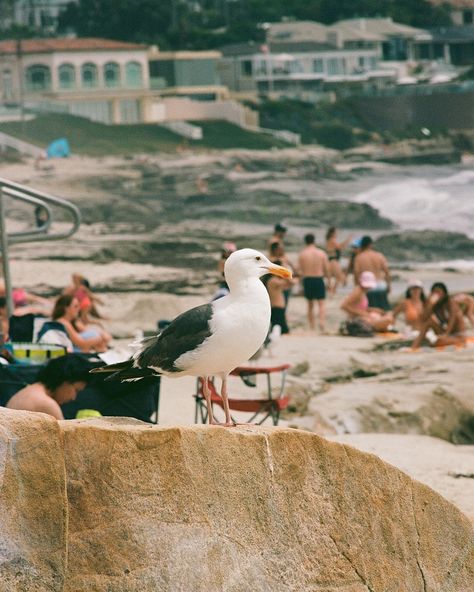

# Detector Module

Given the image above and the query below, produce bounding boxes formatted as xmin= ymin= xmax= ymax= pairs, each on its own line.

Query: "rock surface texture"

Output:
xmin=0 ymin=410 xmax=473 ymax=592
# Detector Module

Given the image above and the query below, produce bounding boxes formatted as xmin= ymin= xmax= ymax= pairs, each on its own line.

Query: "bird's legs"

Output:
xmin=202 ymin=377 xmax=220 ymax=425
xmin=220 ymin=377 xmax=236 ymax=427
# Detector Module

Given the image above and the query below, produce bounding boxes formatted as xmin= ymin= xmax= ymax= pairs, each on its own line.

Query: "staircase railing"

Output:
xmin=0 ymin=177 xmax=81 ymax=317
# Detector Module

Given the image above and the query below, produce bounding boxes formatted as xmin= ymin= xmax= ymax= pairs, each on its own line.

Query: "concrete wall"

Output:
xmin=353 ymin=91 xmax=474 ymax=130
xmin=159 ymin=97 xmax=258 ymax=126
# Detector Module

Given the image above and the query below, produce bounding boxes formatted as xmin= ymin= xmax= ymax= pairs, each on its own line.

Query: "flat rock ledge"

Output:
xmin=0 ymin=410 xmax=473 ymax=592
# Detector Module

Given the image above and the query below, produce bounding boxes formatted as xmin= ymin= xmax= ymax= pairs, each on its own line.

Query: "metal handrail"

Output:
xmin=0 ymin=177 xmax=81 ymax=317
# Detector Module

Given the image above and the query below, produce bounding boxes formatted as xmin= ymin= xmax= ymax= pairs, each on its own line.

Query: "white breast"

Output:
xmin=174 ymin=279 xmax=271 ymax=377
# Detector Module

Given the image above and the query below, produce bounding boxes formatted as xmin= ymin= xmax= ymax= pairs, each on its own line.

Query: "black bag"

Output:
xmin=339 ymin=319 xmax=374 ymax=337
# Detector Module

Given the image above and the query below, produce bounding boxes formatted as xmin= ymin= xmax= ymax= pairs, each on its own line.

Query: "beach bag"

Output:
xmin=339 ymin=319 xmax=374 ymax=337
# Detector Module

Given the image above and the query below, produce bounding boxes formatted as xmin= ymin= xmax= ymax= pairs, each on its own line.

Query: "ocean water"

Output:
xmin=352 ymin=167 xmax=474 ymax=237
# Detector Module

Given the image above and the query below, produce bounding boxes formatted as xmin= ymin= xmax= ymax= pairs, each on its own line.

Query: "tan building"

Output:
xmin=0 ymin=38 xmax=153 ymax=124
xmin=0 ymin=37 xmax=257 ymax=128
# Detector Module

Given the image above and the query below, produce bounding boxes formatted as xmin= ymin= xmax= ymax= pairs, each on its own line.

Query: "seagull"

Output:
xmin=90 ymin=248 xmax=292 ymax=426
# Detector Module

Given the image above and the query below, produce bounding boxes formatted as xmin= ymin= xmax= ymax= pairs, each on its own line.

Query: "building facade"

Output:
xmin=0 ymin=38 xmax=153 ymax=123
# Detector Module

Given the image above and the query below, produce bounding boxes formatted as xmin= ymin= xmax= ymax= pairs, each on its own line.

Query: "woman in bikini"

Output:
xmin=325 ymin=227 xmax=352 ymax=294
xmin=341 ymin=271 xmax=394 ymax=332
xmin=392 ymin=280 xmax=426 ymax=330
xmin=412 ymin=282 xmax=465 ymax=348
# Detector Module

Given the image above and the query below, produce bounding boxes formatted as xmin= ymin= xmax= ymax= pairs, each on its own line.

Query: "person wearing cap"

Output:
xmin=341 ymin=270 xmax=394 ymax=332
xmin=353 ymin=236 xmax=391 ymax=310
xmin=392 ymin=280 xmax=426 ymax=330
xmin=297 ymin=233 xmax=330 ymax=332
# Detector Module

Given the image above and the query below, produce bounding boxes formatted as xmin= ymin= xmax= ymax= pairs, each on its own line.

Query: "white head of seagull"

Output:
xmin=224 ymin=248 xmax=291 ymax=292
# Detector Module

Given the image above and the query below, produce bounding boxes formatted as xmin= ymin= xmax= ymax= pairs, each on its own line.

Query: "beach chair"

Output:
xmin=194 ymin=363 xmax=291 ymax=426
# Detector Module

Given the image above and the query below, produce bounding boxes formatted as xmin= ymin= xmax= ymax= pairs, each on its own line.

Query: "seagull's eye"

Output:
xmin=255 ymin=256 xmax=261 ymax=261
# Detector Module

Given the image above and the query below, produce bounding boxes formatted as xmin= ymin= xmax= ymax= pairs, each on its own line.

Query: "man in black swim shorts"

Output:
xmin=297 ymin=234 xmax=329 ymax=332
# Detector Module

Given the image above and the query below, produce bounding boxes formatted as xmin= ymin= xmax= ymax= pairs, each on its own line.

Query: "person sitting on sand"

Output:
xmin=412 ymin=282 xmax=466 ymax=349
xmin=6 ymin=354 xmax=91 ymax=420
xmin=74 ymin=296 xmax=112 ymax=345
xmin=12 ymin=287 xmax=52 ymax=317
xmin=392 ymin=280 xmax=426 ymax=330
xmin=341 ymin=271 xmax=394 ymax=332
xmin=63 ymin=273 xmax=106 ymax=320
xmin=37 ymin=294 xmax=110 ymax=353
xmin=452 ymin=293 xmax=474 ymax=328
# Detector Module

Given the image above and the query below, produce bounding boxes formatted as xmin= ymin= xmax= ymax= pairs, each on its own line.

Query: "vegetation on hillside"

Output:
xmin=0 ymin=114 xmax=286 ymax=155
xmin=1 ymin=0 xmax=452 ymax=50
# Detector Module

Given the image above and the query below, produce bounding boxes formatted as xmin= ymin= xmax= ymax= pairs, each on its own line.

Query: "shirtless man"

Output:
xmin=264 ymin=259 xmax=294 ymax=334
xmin=353 ymin=236 xmax=391 ymax=310
xmin=297 ymin=233 xmax=329 ymax=331
xmin=6 ymin=354 xmax=90 ymax=420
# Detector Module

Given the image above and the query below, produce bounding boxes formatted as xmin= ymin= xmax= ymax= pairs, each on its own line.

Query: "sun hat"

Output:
xmin=407 ymin=279 xmax=423 ymax=289
xmin=359 ymin=271 xmax=377 ymax=289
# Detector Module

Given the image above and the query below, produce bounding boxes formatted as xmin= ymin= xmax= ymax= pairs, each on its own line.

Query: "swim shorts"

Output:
xmin=303 ymin=277 xmax=326 ymax=300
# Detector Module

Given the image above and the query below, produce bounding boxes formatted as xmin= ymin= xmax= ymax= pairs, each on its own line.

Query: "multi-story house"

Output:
xmin=0 ymin=37 xmax=255 ymax=127
xmin=218 ymin=20 xmax=400 ymax=99
xmin=0 ymin=38 xmax=153 ymax=123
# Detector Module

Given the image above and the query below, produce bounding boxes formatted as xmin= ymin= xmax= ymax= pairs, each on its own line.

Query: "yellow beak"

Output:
xmin=266 ymin=264 xmax=292 ymax=279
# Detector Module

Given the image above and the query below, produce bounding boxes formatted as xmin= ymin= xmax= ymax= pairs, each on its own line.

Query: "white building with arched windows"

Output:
xmin=0 ymin=38 xmax=154 ymax=124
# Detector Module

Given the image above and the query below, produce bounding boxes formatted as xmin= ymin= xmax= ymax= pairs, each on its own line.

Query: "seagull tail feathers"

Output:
xmin=90 ymin=360 xmax=159 ymax=382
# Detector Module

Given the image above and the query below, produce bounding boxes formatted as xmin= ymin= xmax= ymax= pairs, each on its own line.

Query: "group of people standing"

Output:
xmin=218 ymin=222 xmax=473 ymax=349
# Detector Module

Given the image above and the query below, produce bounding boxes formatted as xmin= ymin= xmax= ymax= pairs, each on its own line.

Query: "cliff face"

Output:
xmin=1 ymin=410 xmax=473 ymax=592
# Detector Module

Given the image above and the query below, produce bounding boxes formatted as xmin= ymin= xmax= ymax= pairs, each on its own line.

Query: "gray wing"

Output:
xmin=137 ymin=303 xmax=213 ymax=372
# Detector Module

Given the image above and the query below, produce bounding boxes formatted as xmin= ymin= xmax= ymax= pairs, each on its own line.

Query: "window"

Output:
xmin=125 ymin=61 xmax=142 ymax=87
xmin=327 ymin=58 xmax=341 ymax=75
xmin=81 ymin=63 xmax=98 ymax=88
xmin=58 ymin=64 xmax=75 ymax=89
xmin=463 ymin=10 xmax=473 ymax=24
xmin=313 ymin=59 xmax=323 ymax=73
xmin=104 ymin=62 xmax=120 ymax=88
xmin=25 ymin=64 xmax=51 ymax=92
xmin=241 ymin=60 xmax=252 ymax=76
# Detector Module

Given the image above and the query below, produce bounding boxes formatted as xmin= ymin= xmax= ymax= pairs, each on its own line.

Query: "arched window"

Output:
xmin=104 ymin=62 xmax=120 ymax=88
xmin=125 ymin=61 xmax=142 ymax=88
xmin=58 ymin=63 xmax=75 ymax=89
xmin=25 ymin=64 xmax=51 ymax=92
xmin=81 ymin=63 xmax=98 ymax=88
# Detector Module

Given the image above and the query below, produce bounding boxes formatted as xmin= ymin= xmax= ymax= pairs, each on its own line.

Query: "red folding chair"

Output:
xmin=194 ymin=363 xmax=290 ymax=426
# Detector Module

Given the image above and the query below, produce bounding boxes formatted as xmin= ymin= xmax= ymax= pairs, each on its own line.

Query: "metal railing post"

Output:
xmin=0 ymin=188 xmax=14 ymax=316
xmin=0 ymin=178 xmax=81 ymax=317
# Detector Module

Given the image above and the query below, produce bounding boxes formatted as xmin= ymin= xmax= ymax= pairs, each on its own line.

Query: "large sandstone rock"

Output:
xmin=0 ymin=409 xmax=67 ymax=592
xmin=1 ymin=411 xmax=473 ymax=591
xmin=329 ymin=433 xmax=474 ymax=522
